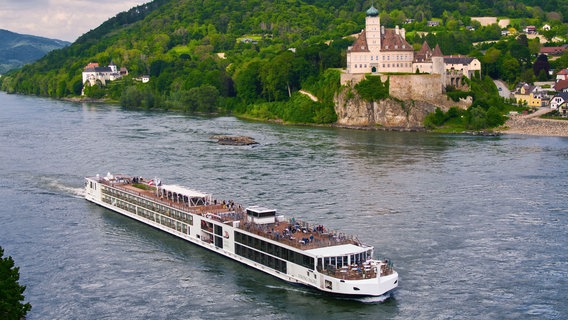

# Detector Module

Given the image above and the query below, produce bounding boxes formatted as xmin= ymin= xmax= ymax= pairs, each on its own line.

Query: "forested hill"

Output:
xmin=0 ymin=30 xmax=69 ymax=74
xmin=1 ymin=0 xmax=566 ymax=122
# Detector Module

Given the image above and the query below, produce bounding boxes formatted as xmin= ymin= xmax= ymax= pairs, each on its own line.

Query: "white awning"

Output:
xmin=160 ymin=184 xmax=209 ymax=198
xmin=304 ymin=244 xmax=369 ymax=257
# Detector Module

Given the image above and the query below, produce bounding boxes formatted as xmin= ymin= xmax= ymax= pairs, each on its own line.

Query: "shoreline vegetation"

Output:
xmin=55 ymin=95 xmax=568 ymax=137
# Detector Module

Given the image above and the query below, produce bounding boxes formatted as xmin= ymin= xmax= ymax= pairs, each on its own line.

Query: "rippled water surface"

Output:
xmin=1 ymin=92 xmax=567 ymax=319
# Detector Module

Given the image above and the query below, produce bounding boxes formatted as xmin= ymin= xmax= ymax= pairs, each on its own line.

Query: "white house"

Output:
xmin=550 ymin=92 xmax=568 ymax=109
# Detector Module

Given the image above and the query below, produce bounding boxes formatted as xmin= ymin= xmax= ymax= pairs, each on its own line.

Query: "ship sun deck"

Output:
xmin=89 ymin=174 xmax=396 ymax=284
xmin=97 ymin=175 xmax=362 ymax=252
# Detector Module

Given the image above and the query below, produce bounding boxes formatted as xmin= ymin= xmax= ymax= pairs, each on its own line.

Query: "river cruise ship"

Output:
xmin=85 ymin=173 xmax=398 ymax=297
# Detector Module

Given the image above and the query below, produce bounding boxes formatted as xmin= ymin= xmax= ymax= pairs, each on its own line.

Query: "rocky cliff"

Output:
xmin=335 ymin=73 xmax=472 ymax=129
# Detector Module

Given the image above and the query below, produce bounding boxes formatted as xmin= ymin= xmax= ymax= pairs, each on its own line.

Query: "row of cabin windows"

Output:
xmin=235 ymin=231 xmax=314 ymax=269
xmin=235 ymin=244 xmax=287 ymax=273
xmin=102 ymin=186 xmax=193 ymax=225
xmin=102 ymin=195 xmax=190 ymax=234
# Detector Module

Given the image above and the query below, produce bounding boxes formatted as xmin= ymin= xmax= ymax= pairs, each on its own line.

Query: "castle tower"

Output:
xmin=365 ymin=5 xmax=381 ymax=52
xmin=432 ymin=44 xmax=446 ymax=87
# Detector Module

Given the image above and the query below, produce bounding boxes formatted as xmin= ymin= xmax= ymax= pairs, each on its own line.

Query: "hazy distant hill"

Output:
xmin=0 ymin=29 xmax=70 ymax=74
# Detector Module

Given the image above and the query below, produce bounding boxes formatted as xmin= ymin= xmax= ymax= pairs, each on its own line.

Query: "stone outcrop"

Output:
xmin=335 ymin=73 xmax=472 ymax=129
xmin=210 ymin=135 xmax=258 ymax=145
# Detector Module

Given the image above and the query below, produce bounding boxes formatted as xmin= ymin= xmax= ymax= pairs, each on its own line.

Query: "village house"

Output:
xmin=512 ymin=83 xmax=548 ymax=107
xmin=523 ymin=26 xmax=536 ymax=34
xmin=550 ymin=92 xmax=568 ymax=111
xmin=556 ymin=69 xmax=568 ymax=81
xmin=540 ymin=45 xmax=568 ymax=57
xmin=345 ymin=5 xmax=481 ymax=89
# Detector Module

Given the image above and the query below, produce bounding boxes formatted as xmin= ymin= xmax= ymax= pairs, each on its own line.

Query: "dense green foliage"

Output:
xmin=354 ymin=75 xmax=389 ymax=101
xmin=0 ymin=246 xmax=31 ymax=320
xmin=424 ymin=76 xmax=515 ymax=131
xmin=0 ymin=0 xmax=567 ymax=126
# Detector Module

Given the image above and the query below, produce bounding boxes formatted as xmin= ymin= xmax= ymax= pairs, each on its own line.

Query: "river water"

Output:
xmin=1 ymin=92 xmax=567 ymax=319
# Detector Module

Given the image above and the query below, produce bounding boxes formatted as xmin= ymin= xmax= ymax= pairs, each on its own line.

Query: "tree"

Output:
xmin=187 ymin=85 xmax=219 ymax=113
xmin=533 ymin=54 xmax=550 ymax=79
xmin=259 ymin=51 xmax=296 ymax=101
xmin=234 ymin=59 xmax=263 ymax=104
xmin=0 ymin=246 xmax=31 ymax=320
xmin=465 ymin=106 xmax=488 ymax=130
xmin=354 ymin=75 xmax=389 ymax=102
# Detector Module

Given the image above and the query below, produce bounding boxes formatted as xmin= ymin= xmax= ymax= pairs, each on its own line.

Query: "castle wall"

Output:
xmin=383 ymin=74 xmax=444 ymax=102
xmin=340 ymin=73 xmax=444 ymax=102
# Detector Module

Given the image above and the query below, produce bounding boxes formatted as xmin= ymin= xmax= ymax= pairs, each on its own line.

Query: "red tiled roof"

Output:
xmin=554 ymin=79 xmax=568 ymax=91
xmin=540 ymin=47 xmax=566 ymax=55
xmin=414 ymin=41 xmax=432 ymax=62
xmin=348 ymin=28 xmax=412 ymax=53
xmin=349 ymin=30 xmax=369 ymax=52
xmin=432 ymin=44 xmax=443 ymax=57
xmin=381 ymin=29 xmax=413 ymax=51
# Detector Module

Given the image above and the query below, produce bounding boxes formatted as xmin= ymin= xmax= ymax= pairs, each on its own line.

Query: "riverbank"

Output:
xmin=17 ymin=93 xmax=568 ymax=137
xmin=499 ymin=116 xmax=568 ymax=137
xmin=497 ymin=108 xmax=568 ymax=137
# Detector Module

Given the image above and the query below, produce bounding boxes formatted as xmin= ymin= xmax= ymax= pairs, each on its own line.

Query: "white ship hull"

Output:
xmin=85 ymin=174 xmax=398 ymax=297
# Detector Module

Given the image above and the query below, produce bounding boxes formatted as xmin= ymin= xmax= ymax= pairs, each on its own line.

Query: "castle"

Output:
xmin=82 ymin=62 xmax=128 ymax=87
xmin=344 ymin=5 xmax=481 ymax=89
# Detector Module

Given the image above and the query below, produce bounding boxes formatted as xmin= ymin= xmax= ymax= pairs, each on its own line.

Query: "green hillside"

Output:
xmin=1 ymin=0 xmax=567 ymax=124
xmin=0 ymin=30 xmax=69 ymax=74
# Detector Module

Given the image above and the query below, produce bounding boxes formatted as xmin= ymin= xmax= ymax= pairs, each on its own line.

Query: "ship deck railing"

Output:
xmin=316 ymin=262 xmax=395 ymax=280
xmin=97 ymin=178 xmax=363 ymax=251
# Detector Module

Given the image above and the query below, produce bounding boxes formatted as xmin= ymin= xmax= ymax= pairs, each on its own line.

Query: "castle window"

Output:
xmin=370 ymin=56 xmax=373 ymax=61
